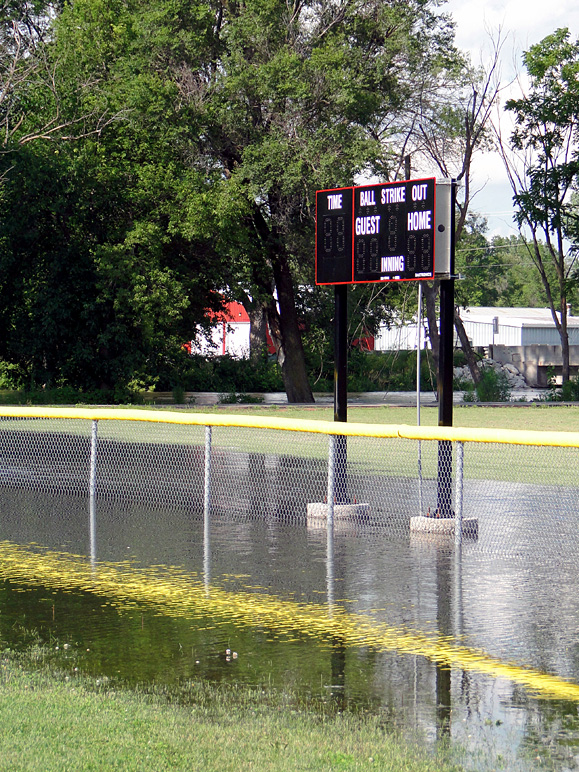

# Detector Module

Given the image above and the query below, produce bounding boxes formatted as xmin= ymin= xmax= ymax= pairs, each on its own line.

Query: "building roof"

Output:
xmin=208 ymin=301 xmax=250 ymax=324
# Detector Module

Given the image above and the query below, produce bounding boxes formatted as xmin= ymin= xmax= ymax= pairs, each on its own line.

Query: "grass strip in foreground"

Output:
xmin=0 ymin=659 xmax=464 ymax=772
xmin=1 ymin=541 xmax=579 ymax=703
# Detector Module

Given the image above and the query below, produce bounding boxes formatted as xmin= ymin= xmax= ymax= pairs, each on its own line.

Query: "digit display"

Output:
xmin=353 ymin=179 xmax=435 ymax=283
xmin=315 ymin=178 xmax=437 ymax=285
xmin=315 ymin=188 xmax=354 ymax=284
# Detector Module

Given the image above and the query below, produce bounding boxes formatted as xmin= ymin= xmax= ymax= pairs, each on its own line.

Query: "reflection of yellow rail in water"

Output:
xmin=1 ymin=540 xmax=578 ymax=702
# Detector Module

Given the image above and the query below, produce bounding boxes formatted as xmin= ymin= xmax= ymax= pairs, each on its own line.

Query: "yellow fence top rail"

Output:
xmin=1 ymin=405 xmax=579 ymax=448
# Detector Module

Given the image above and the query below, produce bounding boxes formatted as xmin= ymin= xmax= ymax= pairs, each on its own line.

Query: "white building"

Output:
xmin=375 ymin=306 xmax=579 ymax=386
xmin=189 ymin=302 xmax=251 ymax=358
xmin=374 ymin=318 xmax=430 ymax=351
xmin=459 ymin=307 xmax=579 ymax=348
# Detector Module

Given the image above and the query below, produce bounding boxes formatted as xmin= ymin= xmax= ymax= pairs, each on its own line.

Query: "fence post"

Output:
xmin=203 ymin=426 xmax=212 ymax=592
xmin=454 ymin=441 xmax=464 ymax=548
xmin=89 ymin=420 xmax=98 ymax=564
xmin=327 ymin=435 xmax=336 ymax=527
xmin=204 ymin=426 xmax=212 ymax=520
xmin=326 ymin=517 xmax=335 ymax=612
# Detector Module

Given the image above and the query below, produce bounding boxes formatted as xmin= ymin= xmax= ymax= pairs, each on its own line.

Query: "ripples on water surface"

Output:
xmin=1 ymin=488 xmax=579 ymax=771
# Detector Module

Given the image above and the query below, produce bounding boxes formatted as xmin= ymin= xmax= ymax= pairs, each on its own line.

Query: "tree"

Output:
xmin=51 ymin=0 xmax=466 ymax=402
xmin=498 ymin=28 xmax=579 ymax=383
xmin=411 ymin=39 xmax=502 ymax=384
xmin=0 ymin=0 xmax=232 ymax=392
xmin=0 ymin=0 xmax=470 ymax=399
xmin=199 ymin=0 xmax=464 ymax=402
xmin=0 ymin=0 xmax=120 ymax=155
xmin=0 ymin=134 xmax=227 ymax=392
xmin=454 ymin=214 xmax=507 ymax=305
xmin=490 ymin=234 xmax=563 ymax=308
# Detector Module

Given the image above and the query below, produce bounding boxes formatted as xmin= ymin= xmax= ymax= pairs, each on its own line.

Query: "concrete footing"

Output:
xmin=306 ymin=502 xmax=370 ymax=527
xmin=410 ymin=515 xmax=478 ymax=538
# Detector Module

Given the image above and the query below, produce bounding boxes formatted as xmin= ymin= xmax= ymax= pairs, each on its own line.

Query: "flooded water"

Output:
xmin=1 ymin=483 xmax=579 ymax=771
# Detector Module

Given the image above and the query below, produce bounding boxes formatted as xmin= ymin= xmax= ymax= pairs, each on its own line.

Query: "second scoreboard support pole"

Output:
xmin=436 ymin=180 xmax=457 ymax=518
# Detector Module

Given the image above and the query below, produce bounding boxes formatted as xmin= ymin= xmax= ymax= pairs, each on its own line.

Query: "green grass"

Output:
xmin=0 ymin=655 xmax=464 ymax=772
xmin=188 ymin=402 xmax=579 ymax=433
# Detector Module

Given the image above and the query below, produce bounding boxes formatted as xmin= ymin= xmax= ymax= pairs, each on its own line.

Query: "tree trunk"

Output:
xmin=454 ymin=308 xmax=481 ymax=385
xmin=270 ymin=251 xmax=314 ymax=403
xmin=248 ymin=302 xmax=268 ymax=362
xmin=529 ymin=233 xmax=571 ymax=384
xmin=250 ymin=203 xmax=314 ymax=403
xmin=561 ymin=304 xmax=570 ymax=383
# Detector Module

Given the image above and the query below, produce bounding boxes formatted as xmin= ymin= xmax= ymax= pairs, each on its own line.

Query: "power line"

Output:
xmin=456 ymin=243 xmax=532 ymax=254
xmin=458 ymin=262 xmax=538 ymax=271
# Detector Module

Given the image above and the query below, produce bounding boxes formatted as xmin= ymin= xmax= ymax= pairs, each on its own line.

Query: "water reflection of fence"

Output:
xmin=1 ymin=407 xmax=579 ymax=563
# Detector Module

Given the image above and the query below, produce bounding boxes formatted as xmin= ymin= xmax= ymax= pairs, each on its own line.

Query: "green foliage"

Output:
xmin=470 ymin=367 xmax=511 ymax=403
xmin=0 ymin=0 xmax=470 ymax=401
xmin=543 ymin=370 xmax=579 ymax=401
xmin=503 ymin=28 xmax=579 ymax=381
xmin=490 ymin=235 xmax=559 ymax=307
xmin=0 ymin=122 xmax=223 ymax=393
xmin=166 ymin=348 xmax=437 ymax=396
xmin=455 ymin=223 xmax=579 ymax=311
xmin=0 ymin=361 xmax=24 ymax=389
xmin=561 ymin=378 xmax=579 ymax=401
xmin=0 ymin=385 xmax=144 ymax=405
xmin=346 ymin=350 xmax=436 ymax=393
xmin=171 ymin=354 xmax=284 ymax=394
xmin=455 ymin=214 xmax=505 ymax=308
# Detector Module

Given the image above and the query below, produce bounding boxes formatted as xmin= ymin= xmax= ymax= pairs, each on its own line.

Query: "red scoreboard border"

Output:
xmin=315 ymin=178 xmax=437 ymax=286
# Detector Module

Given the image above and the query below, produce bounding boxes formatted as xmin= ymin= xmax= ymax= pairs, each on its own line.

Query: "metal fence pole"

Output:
xmin=454 ymin=441 xmax=464 ymax=548
xmin=327 ymin=435 xmax=337 ymax=528
xmin=204 ymin=426 xmax=212 ymax=520
xmin=203 ymin=425 xmax=212 ymax=592
xmin=326 ymin=518 xmax=335 ymax=613
xmin=89 ymin=419 xmax=98 ymax=564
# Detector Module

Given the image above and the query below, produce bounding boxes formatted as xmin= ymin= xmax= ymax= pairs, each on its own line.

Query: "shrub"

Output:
xmin=0 ymin=361 xmax=24 ymax=390
xmin=0 ymin=386 xmax=144 ymax=406
xmin=544 ymin=375 xmax=579 ymax=402
xmin=218 ymin=392 xmax=264 ymax=404
xmin=346 ymin=350 xmax=437 ymax=392
xmin=460 ymin=366 xmax=511 ymax=403
xmin=475 ymin=366 xmax=511 ymax=402
xmin=561 ymin=378 xmax=579 ymax=401
xmin=174 ymin=353 xmax=284 ymax=393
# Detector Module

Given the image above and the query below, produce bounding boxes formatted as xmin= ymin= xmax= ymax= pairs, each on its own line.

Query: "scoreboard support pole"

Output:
xmin=334 ymin=284 xmax=348 ymax=503
xmin=436 ymin=180 xmax=457 ymax=518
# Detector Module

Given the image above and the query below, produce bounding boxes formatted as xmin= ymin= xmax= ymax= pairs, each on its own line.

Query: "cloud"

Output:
xmin=442 ymin=0 xmax=579 ymax=235
xmin=447 ymin=0 xmax=579 ymax=53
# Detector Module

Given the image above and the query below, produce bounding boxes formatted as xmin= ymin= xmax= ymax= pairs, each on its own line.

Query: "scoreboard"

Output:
xmin=316 ymin=178 xmax=437 ymax=285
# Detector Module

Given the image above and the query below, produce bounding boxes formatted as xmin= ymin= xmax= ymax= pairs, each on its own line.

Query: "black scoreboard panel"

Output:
xmin=315 ymin=178 xmax=436 ymax=285
xmin=315 ymin=187 xmax=354 ymax=284
xmin=353 ymin=179 xmax=435 ymax=283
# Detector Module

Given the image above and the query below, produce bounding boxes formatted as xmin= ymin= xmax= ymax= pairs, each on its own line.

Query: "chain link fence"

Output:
xmin=1 ymin=409 xmax=579 ymax=564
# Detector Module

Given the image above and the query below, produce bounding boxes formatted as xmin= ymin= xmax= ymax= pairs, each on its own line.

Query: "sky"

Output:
xmin=442 ymin=0 xmax=579 ymax=237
